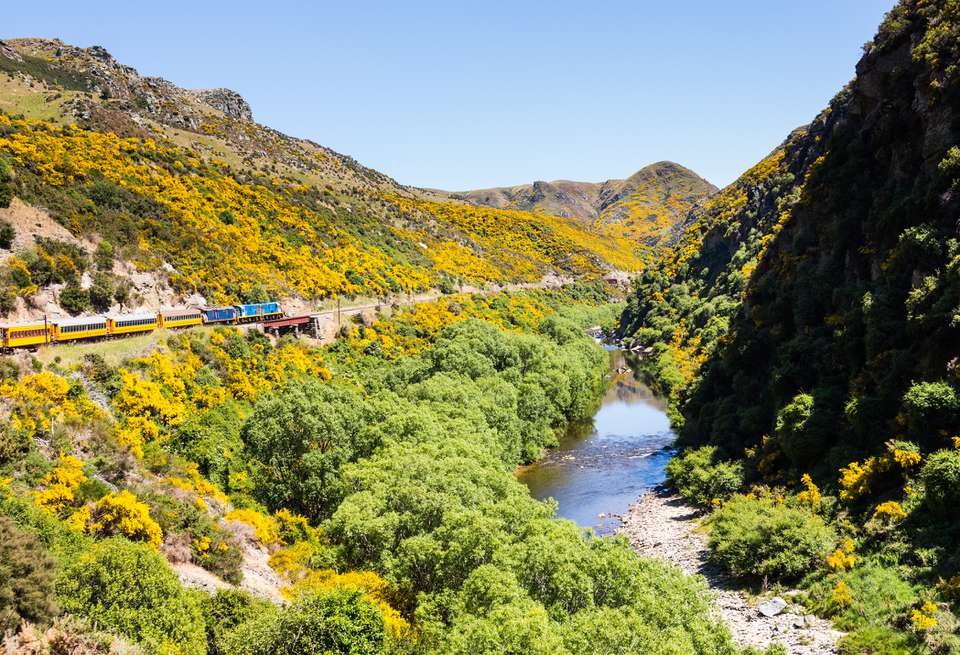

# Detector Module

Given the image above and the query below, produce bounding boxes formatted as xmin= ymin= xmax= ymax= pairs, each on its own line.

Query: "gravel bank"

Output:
xmin=617 ymin=486 xmax=843 ymax=654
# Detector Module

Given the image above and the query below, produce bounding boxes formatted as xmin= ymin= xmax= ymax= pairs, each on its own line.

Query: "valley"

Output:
xmin=0 ymin=1 xmax=958 ymax=654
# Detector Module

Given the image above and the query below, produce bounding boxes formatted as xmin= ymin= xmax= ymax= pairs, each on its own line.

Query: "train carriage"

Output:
xmin=159 ymin=309 xmax=203 ymax=329
xmin=52 ymin=316 xmax=109 ymax=342
xmin=1 ymin=321 xmax=52 ymax=349
xmin=108 ymin=312 xmax=159 ymax=336
xmin=234 ymin=302 xmax=283 ymax=323
xmin=198 ymin=306 xmax=238 ymax=324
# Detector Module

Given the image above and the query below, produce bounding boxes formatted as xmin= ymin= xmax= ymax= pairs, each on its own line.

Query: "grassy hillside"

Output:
xmin=445 ymin=161 xmax=716 ymax=250
xmin=0 ymin=39 xmax=641 ymax=317
xmin=619 ymin=0 xmax=960 ymax=650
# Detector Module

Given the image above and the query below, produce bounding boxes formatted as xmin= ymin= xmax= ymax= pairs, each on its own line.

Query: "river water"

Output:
xmin=517 ymin=348 xmax=675 ymax=534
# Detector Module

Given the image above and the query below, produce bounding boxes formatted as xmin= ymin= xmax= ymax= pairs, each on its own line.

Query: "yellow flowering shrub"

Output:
xmin=839 ymin=441 xmax=922 ymax=503
xmin=226 ymin=508 xmax=279 ymax=545
xmin=279 ymin=568 xmax=411 ymax=638
xmin=114 ymin=369 xmax=186 ymax=427
xmin=797 ymin=473 xmax=822 ymax=508
xmin=831 ymin=580 xmax=853 ymax=610
xmin=0 ymin=372 xmax=101 ymax=438
xmin=911 ymin=600 xmax=938 ymax=631
xmin=34 ymin=454 xmax=87 ymax=515
xmin=87 ymin=490 xmax=163 ymax=548
xmin=872 ymin=501 xmax=908 ymax=523
xmin=826 ymin=539 xmax=856 ymax=572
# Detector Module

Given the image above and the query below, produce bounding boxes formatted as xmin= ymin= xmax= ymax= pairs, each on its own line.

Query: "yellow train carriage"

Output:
xmin=108 ymin=312 xmax=159 ymax=336
xmin=52 ymin=316 xmax=109 ymax=342
xmin=159 ymin=309 xmax=203 ymax=329
xmin=1 ymin=321 xmax=52 ymax=349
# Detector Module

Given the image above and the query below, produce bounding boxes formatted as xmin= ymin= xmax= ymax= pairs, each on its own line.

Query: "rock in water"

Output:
xmin=758 ymin=597 xmax=787 ymax=617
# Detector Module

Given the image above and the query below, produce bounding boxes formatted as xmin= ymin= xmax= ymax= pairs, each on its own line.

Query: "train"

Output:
xmin=0 ymin=301 xmax=284 ymax=350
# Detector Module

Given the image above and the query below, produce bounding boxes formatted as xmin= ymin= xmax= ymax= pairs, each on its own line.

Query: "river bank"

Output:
xmin=617 ymin=487 xmax=843 ymax=654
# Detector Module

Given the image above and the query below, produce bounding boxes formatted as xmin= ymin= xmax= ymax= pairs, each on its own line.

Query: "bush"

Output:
xmin=57 ymin=537 xmax=207 ymax=654
xmin=220 ymin=589 xmax=385 ymax=655
xmin=0 ymin=516 xmax=58 ymax=632
xmin=666 ymin=446 xmax=744 ymax=507
xmin=901 ymin=380 xmax=959 ymax=441
xmin=0 ymin=421 xmax=30 ymax=465
xmin=58 ymin=283 xmax=90 ymax=315
xmin=806 ymin=562 xmax=918 ymax=634
xmin=707 ymin=495 xmax=836 ymax=582
xmin=919 ymin=449 xmax=960 ymax=518
xmin=0 ymin=218 xmax=14 ymax=249
xmin=88 ymin=271 xmax=115 ymax=312
xmin=201 ymin=589 xmax=270 ymax=655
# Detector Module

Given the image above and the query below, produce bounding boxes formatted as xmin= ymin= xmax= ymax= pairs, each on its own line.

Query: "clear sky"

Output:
xmin=4 ymin=1 xmax=894 ymax=190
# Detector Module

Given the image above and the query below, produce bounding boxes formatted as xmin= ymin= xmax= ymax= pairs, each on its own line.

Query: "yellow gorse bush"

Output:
xmin=797 ymin=473 xmax=822 ymax=508
xmin=873 ymin=501 xmax=908 ymax=523
xmin=226 ymin=508 xmax=280 ymax=545
xmin=280 ymin=568 xmax=412 ymax=638
xmin=1 ymin=372 xmax=101 ymax=438
xmin=826 ymin=539 xmax=856 ymax=572
xmin=34 ymin=454 xmax=87 ymax=515
xmin=87 ymin=490 xmax=163 ymax=548
xmin=911 ymin=600 xmax=938 ymax=631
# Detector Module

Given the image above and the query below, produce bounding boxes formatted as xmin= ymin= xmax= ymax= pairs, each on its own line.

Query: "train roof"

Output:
xmin=108 ymin=312 xmax=157 ymax=322
xmin=160 ymin=308 xmax=203 ymax=316
xmin=52 ymin=315 xmax=108 ymax=327
xmin=0 ymin=319 xmax=51 ymax=328
xmin=197 ymin=305 xmax=235 ymax=311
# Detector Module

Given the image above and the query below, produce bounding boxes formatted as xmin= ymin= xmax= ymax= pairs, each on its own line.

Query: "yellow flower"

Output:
xmin=797 ymin=473 xmax=821 ymax=508
xmin=911 ymin=601 xmax=938 ymax=631
xmin=88 ymin=490 xmax=163 ymax=548
xmin=873 ymin=501 xmax=907 ymax=522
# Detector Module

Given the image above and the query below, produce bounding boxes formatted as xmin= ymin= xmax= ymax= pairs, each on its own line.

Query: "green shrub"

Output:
xmin=0 ymin=422 xmax=30 ymax=466
xmin=706 ymin=495 xmax=836 ymax=582
xmin=201 ymin=589 xmax=270 ymax=655
xmin=57 ymin=537 xmax=207 ymax=655
xmin=919 ymin=449 xmax=960 ymax=518
xmin=805 ymin=562 xmax=918 ymax=641
xmin=0 ymin=218 xmax=14 ymax=249
xmin=58 ymin=283 xmax=90 ymax=315
xmin=221 ymin=589 xmax=385 ymax=655
xmin=837 ymin=626 xmax=915 ymax=655
xmin=0 ymin=516 xmax=58 ymax=632
xmin=666 ymin=446 xmax=744 ymax=507
xmin=901 ymin=380 xmax=959 ymax=441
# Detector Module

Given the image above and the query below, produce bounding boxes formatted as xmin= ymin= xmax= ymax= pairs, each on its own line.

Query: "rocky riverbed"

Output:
xmin=617 ymin=487 xmax=844 ymax=654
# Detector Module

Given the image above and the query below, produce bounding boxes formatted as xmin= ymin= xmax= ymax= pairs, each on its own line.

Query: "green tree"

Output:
xmin=221 ymin=590 xmax=385 ymax=655
xmin=0 ymin=516 xmax=58 ymax=632
xmin=920 ymin=449 xmax=960 ymax=518
xmin=57 ymin=537 xmax=207 ymax=655
xmin=59 ymin=283 xmax=90 ymax=315
xmin=94 ymin=241 xmax=115 ymax=271
xmin=88 ymin=271 xmax=115 ymax=312
xmin=243 ymin=380 xmax=372 ymax=520
xmin=0 ymin=219 xmax=14 ymax=249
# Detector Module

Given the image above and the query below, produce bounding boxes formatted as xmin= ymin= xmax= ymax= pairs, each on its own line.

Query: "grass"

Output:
xmin=0 ymin=75 xmax=83 ymax=123
xmin=36 ymin=326 xmax=218 ymax=368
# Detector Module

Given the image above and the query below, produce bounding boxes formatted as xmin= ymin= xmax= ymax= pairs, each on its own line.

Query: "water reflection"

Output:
xmin=517 ymin=349 xmax=675 ymax=534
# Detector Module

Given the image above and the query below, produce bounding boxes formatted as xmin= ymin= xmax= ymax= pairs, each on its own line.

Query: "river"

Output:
xmin=517 ymin=348 xmax=675 ymax=534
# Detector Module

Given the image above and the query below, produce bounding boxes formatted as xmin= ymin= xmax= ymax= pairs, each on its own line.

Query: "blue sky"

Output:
xmin=5 ymin=1 xmax=894 ymax=189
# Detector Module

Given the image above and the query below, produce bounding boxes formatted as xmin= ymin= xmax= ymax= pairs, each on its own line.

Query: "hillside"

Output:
xmin=0 ymin=38 xmax=644 ymax=319
xmin=445 ymin=161 xmax=716 ymax=249
xmin=619 ymin=0 xmax=960 ymax=650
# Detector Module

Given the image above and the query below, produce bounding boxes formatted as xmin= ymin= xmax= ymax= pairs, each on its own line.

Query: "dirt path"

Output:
xmin=617 ymin=487 xmax=843 ymax=654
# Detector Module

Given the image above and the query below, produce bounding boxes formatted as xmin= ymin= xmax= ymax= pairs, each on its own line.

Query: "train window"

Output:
xmin=12 ymin=328 xmax=46 ymax=338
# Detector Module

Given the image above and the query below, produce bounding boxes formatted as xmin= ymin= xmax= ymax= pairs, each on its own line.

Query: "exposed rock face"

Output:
xmin=192 ymin=88 xmax=253 ymax=122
